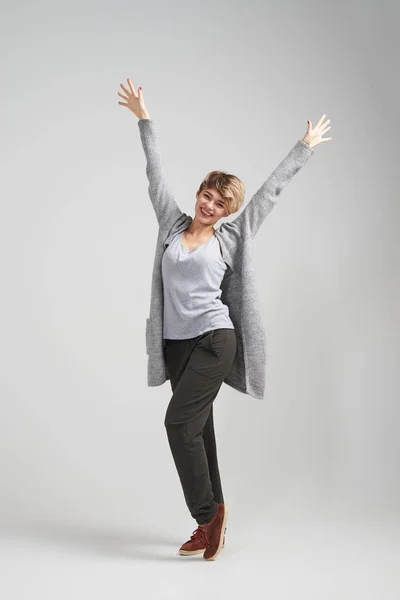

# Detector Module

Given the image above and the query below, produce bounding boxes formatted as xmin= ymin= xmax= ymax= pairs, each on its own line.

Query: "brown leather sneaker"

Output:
xmin=178 ymin=524 xmax=227 ymax=556
xmin=202 ymin=503 xmax=228 ymax=561
xmin=179 ymin=525 xmax=209 ymax=555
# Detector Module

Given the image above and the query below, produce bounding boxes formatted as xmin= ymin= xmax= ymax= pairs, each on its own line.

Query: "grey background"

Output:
xmin=0 ymin=0 xmax=399 ymax=597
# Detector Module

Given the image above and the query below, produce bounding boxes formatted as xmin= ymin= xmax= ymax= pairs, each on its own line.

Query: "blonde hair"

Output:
xmin=196 ymin=171 xmax=245 ymax=216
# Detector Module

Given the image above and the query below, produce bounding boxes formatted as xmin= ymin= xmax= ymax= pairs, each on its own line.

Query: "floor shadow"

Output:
xmin=0 ymin=519 xmax=196 ymax=561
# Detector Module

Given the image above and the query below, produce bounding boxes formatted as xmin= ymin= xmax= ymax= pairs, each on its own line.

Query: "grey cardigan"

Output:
xmin=138 ymin=119 xmax=315 ymax=400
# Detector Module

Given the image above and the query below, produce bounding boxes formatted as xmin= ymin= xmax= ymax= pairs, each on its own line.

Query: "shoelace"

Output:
xmin=189 ymin=526 xmax=210 ymax=547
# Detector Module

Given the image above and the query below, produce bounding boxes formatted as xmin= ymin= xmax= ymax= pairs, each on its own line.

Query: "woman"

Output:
xmin=118 ymin=79 xmax=332 ymax=561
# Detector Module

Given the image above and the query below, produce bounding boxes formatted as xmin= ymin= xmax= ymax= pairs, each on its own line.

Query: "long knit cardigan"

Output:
xmin=138 ymin=119 xmax=314 ymax=399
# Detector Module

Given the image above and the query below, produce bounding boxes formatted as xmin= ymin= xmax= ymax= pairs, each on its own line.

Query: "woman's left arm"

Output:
xmin=230 ymin=114 xmax=332 ymax=240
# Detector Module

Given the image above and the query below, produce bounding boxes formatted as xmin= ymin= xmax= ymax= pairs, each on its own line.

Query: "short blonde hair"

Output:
xmin=196 ymin=171 xmax=245 ymax=216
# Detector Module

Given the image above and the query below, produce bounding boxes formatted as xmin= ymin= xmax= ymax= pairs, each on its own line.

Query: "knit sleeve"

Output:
xmin=137 ymin=119 xmax=182 ymax=227
xmin=231 ymin=139 xmax=315 ymax=239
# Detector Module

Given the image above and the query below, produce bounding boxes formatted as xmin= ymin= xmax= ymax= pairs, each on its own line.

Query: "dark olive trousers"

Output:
xmin=163 ymin=328 xmax=237 ymax=525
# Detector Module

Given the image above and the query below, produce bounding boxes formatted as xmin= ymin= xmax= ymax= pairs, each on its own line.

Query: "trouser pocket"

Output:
xmin=210 ymin=328 xmax=228 ymax=362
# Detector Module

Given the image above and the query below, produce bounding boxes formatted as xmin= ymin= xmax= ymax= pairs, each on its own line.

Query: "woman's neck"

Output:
xmin=186 ymin=219 xmax=215 ymax=238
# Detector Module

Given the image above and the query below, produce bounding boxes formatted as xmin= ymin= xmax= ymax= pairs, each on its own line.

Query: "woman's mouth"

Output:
xmin=201 ymin=207 xmax=213 ymax=217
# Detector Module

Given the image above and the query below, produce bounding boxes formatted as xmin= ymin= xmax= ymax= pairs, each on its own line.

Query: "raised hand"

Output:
xmin=117 ymin=78 xmax=151 ymax=120
xmin=302 ymin=114 xmax=332 ymax=149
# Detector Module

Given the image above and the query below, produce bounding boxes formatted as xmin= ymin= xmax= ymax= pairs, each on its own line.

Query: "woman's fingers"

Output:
xmin=127 ymin=78 xmax=135 ymax=95
xmin=302 ymin=114 xmax=333 ymax=148
xmin=120 ymin=82 xmax=131 ymax=96
xmin=120 ymin=79 xmax=140 ymax=98
xmin=117 ymin=79 xmax=147 ymax=117
xmin=312 ymin=115 xmax=331 ymax=136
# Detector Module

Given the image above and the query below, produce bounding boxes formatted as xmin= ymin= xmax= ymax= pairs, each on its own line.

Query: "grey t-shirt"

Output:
xmin=161 ymin=230 xmax=235 ymax=339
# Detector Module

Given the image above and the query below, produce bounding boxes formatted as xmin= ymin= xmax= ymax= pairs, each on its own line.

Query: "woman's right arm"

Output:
xmin=118 ymin=79 xmax=182 ymax=227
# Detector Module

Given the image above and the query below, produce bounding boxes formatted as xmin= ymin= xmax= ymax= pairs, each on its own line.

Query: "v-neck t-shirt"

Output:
xmin=161 ymin=230 xmax=235 ymax=339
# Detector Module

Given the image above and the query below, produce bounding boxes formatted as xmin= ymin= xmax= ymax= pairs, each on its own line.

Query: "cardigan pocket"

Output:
xmin=145 ymin=318 xmax=151 ymax=355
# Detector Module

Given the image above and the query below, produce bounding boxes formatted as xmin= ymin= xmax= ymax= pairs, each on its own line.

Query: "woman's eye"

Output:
xmin=203 ymin=194 xmax=223 ymax=208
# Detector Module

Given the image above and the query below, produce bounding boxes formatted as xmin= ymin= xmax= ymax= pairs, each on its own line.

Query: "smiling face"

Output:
xmin=195 ymin=188 xmax=229 ymax=225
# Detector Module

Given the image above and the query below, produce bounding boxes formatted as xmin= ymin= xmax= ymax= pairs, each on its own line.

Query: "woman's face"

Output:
xmin=195 ymin=188 xmax=228 ymax=225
